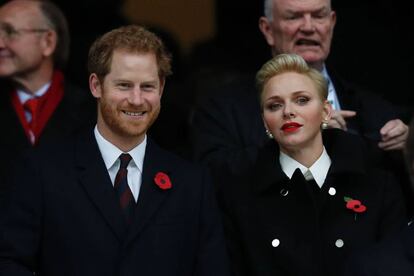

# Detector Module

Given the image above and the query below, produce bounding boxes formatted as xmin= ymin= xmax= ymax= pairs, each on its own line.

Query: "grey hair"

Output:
xmin=264 ymin=0 xmax=273 ymax=21
xmin=38 ymin=0 xmax=70 ymax=69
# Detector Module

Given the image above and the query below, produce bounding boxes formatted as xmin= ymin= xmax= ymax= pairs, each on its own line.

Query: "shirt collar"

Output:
xmin=17 ymin=81 xmax=51 ymax=103
xmin=279 ymin=147 xmax=331 ymax=187
xmin=94 ymin=125 xmax=146 ymax=173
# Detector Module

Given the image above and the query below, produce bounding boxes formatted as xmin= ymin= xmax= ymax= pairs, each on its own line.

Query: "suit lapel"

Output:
xmin=125 ymin=139 xmax=172 ymax=245
xmin=75 ymin=130 xmax=127 ymax=241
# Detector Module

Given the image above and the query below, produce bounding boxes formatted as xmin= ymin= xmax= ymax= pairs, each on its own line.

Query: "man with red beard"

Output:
xmin=0 ymin=25 xmax=230 ymax=276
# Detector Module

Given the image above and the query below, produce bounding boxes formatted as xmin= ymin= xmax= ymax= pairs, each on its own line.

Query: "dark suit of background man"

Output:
xmin=0 ymin=0 xmax=95 ymax=197
xmin=191 ymin=0 xmax=412 ymax=212
xmin=0 ymin=25 xmax=230 ymax=275
xmin=343 ymin=117 xmax=414 ymax=276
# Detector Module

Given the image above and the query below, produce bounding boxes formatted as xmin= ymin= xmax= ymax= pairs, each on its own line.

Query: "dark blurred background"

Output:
xmin=41 ymin=0 xmax=412 ymax=107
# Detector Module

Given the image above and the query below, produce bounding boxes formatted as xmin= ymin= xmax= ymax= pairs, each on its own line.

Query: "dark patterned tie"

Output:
xmin=114 ymin=153 xmax=134 ymax=223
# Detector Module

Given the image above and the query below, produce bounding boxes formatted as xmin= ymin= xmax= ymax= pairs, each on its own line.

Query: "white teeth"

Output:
xmin=123 ymin=111 xmax=144 ymax=116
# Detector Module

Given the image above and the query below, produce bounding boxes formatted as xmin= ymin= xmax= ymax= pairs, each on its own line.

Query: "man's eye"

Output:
xmin=142 ymin=84 xmax=156 ymax=91
xmin=4 ymin=26 xmax=16 ymax=36
xmin=117 ymin=83 xmax=132 ymax=90
xmin=285 ymin=15 xmax=300 ymax=20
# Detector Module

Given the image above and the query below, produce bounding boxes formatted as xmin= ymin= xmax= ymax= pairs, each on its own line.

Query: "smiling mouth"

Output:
xmin=123 ymin=111 xmax=145 ymax=117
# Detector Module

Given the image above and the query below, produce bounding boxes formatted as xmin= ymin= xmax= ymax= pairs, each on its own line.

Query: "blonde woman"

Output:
xmin=220 ymin=54 xmax=406 ymax=276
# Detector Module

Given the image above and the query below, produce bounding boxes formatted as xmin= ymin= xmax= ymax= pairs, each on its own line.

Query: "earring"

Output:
xmin=266 ymin=129 xmax=274 ymax=139
xmin=321 ymin=121 xmax=328 ymax=130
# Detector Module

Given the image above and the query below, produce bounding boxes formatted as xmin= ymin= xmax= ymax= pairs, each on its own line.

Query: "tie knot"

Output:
xmin=23 ymin=97 xmax=39 ymax=114
xmin=119 ymin=153 xmax=132 ymax=169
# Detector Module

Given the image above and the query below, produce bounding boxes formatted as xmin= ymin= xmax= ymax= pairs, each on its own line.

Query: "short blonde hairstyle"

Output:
xmin=256 ymin=54 xmax=328 ymax=105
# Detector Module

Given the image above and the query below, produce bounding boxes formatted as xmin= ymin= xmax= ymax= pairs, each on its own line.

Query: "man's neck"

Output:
xmin=12 ymin=64 xmax=54 ymax=94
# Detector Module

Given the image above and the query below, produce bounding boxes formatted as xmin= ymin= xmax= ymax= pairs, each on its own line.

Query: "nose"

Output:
xmin=0 ymin=34 xmax=6 ymax=48
xmin=299 ymin=14 xmax=315 ymax=32
xmin=283 ymin=103 xmax=296 ymax=119
xmin=128 ymin=88 xmax=144 ymax=106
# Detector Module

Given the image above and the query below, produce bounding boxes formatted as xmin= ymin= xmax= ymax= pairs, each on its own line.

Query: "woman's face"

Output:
xmin=262 ymin=71 xmax=331 ymax=154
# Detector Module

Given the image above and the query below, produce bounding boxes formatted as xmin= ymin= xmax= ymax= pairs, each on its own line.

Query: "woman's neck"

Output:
xmin=281 ymin=138 xmax=324 ymax=168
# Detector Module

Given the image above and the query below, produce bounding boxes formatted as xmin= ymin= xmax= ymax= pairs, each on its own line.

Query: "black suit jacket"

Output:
xmin=0 ymin=80 xmax=96 ymax=198
xmin=0 ymin=131 xmax=230 ymax=276
xmin=219 ymin=129 xmax=406 ymax=276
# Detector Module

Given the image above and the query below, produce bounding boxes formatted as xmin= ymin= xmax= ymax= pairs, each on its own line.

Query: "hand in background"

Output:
xmin=378 ymin=119 xmax=409 ymax=151
xmin=327 ymin=110 xmax=357 ymax=131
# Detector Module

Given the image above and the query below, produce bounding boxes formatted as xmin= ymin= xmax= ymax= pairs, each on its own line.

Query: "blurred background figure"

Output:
xmin=0 ymin=0 xmax=95 ymax=197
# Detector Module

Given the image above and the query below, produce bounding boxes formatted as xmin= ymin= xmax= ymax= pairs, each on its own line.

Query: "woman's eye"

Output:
xmin=296 ymin=97 xmax=309 ymax=105
xmin=266 ymin=102 xmax=282 ymax=111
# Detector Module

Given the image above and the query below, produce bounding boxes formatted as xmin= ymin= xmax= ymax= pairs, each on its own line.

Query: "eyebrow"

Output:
xmin=284 ymin=6 xmax=329 ymax=15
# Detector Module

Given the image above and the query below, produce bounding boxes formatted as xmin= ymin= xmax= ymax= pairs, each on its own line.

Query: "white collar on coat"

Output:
xmin=279 ymin=147 xmax=331 ymax=188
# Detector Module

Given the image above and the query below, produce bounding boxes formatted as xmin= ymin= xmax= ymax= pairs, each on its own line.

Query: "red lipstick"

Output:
xmin=281 ymin=122 xmax=303 ymax=133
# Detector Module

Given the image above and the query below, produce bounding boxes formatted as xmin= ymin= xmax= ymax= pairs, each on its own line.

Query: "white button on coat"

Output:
xmin=280 ymin=189 xmax=289 ymax=196
xmin=335 ymin=239 xmax=344 ymax=248
xmin=271 ymin=239 xmax=280 ymax=247
xmin=328 ymin=187 xmax=336 ymax=196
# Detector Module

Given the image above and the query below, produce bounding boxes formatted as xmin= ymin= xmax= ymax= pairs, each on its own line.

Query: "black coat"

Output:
xmin=0 ymin=80 xmax=96 ymax=199
xmin=0 ymin=130 xmax=230 ymax=276
xmin=219 ymin=129 xmax=407 ymax=276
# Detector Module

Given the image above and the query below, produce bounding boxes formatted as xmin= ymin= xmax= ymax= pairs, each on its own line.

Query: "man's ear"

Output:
xmin=159 ymin=78 xmax=165 ymax=98
xmin=40 ymin=30 xmax=57 ymax=58
xmin=258 ymin=16 xmax=275 ymax=47
xmin=89 ymin=73 xmax=102 ymax=99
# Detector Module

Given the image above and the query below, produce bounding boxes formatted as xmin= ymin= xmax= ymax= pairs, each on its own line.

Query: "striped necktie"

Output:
xmin=114 ymin=153 xmax=134 ymax=223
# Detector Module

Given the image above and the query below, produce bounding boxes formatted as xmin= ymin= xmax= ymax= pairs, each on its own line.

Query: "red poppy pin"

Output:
xmin=154 ymin=172 xmax=172 ymax=190
xmin=344 ymin=196 xmax=367 ymax=220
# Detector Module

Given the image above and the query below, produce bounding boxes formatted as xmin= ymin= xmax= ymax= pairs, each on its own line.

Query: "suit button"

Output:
xmin=328 ymin=187 xmax=336 ymax=196
xmin=271 ymin=239 xmax=280 ymax=247
xmin=335 ymin=239 xmax=344 ymax=248
xmin=280 ymin=189 xmax=289 ymax=196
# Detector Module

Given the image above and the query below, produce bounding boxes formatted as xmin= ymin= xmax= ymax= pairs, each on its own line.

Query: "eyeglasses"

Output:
xmin=0 ymin=23 xmax=49 ymax=42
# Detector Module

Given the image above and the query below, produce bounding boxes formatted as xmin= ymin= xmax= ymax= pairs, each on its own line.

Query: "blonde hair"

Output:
xmin=256 ymin=53 xmax=328 ymax=104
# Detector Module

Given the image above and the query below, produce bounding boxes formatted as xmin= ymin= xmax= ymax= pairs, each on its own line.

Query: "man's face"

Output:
xmin=0 ymin=0 xmax=52 ymax=79
xmin=260 ymin=0 xmax=336 ymax=70
xmin=90 ymin=50 xmax=164 ymax=147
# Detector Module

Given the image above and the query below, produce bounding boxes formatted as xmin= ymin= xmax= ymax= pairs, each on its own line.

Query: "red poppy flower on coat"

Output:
xmin=154 ymin=172 xmax=172 ymax=190
xmin=344 ymin=197 xmax=367 ymax=213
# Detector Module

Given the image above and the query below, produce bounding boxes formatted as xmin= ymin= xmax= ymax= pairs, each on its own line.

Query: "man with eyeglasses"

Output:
xmin=0 ymin=0 xmax=95 ymax=198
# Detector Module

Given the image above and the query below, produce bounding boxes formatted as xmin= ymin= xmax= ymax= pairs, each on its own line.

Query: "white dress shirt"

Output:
xmin=17 ymin=82 xmax=51 ymax=122
xmin=321 ymin=66 xmax=341 ymax=111
xmin=279 ymin=147 xmax=332 ymax=188
xmin=94 ymin=126 xmax=146 ymax=202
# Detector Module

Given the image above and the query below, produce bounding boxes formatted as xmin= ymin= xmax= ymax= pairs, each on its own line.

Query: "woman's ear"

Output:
xmin=322 ymin=100 xmax=333 ymax=122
